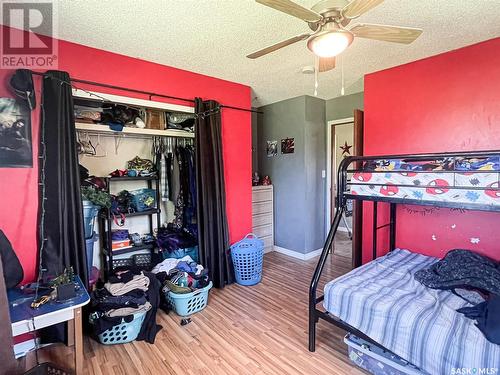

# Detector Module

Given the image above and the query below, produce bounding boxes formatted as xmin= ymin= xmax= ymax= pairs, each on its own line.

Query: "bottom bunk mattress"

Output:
xmin=323 ymin=249 xmax=500 ymax=375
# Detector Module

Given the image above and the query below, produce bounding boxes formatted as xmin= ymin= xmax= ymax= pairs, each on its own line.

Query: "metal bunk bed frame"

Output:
xmin=308 ymin=149 xmax=500 ymax=352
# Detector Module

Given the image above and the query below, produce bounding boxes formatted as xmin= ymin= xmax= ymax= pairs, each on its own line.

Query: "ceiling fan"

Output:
xmin=247 ymin=0 xmax=423 ymax=72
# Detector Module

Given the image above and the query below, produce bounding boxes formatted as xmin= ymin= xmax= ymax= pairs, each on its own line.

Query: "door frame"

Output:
xmin=325 ymin=117 xmax=354 ymax=234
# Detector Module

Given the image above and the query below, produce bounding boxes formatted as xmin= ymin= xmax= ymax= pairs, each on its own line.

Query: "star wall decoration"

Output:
xmin=340 ymin=141 xmax=352 ymax=156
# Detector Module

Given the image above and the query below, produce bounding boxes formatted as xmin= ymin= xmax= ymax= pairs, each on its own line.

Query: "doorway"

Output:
xmin=326 ymin=111 xmax=364 ymax=268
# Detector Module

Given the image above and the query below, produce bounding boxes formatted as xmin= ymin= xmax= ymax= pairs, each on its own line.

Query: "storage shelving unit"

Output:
xmin=75 ymin=87 xmax=197 ymax=278
xmin=99 ymin=174 xmax=161 ymax=276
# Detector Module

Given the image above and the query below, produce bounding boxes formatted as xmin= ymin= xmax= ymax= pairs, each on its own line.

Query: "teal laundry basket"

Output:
xmin=95 ymin=312 xmax=146 ymax=345
xmin=230 ymin=233 xmax=264 ymax=286
xmin=166 ymin=281 xmax=213 ymax=316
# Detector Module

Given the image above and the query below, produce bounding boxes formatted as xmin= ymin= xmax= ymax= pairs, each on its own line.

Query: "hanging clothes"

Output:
xmin=172 ymin=144 xmax=197 ymax=232
xmin=166 ymin=151 xmax=173 ymax=201
xmin=153 ymin=137 xmax=169 ymax=202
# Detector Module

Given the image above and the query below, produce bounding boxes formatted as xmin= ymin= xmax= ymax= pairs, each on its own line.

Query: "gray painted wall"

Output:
xmin=325 ymin=92 xmax=364 ymax=121
xmin=257 ymin=96 xmax=325 ymax=254
xmin=254 ymin=92 xmax=363 ymax=255
xmin=252 ymin=110 xmax=258 ymax=173
xmin=304 ymin=96 xmax=326 ymax=251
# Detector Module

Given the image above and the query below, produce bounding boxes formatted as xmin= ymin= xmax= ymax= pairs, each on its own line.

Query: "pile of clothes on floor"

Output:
xmin=152 ymin=255 xmax=210 ymax=310
xmin=90 ymin=270 xmax=162 ymax=343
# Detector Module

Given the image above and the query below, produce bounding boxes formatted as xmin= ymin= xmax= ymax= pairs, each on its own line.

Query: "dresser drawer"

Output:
xmin=252 ymin=212 xmax=273 ymax=227
xmin=253 ymin=223 xmax=273 ymax=238
xmin=252 ymin=188 xmax=273 ymax=203
xmin=252 ymin=201 xmax=273 ymax=215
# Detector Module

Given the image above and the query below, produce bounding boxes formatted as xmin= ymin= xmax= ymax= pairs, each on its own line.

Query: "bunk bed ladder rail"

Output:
xmin=308 ymin=156 xmax=351 ymax=352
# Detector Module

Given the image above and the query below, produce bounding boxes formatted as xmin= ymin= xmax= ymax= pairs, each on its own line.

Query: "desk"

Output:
xmin=8 ymin=277 xmax=90 ymax=374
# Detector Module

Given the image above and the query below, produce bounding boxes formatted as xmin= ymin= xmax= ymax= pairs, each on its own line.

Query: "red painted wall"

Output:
xmin=0 ymin=27 xmax=252 ymax=282
xmin=363 ymin=37 xmax=500 ymax=262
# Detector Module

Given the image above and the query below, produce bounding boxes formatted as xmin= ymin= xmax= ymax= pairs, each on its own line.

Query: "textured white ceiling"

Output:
xmin=53 ymin=0 xmax=500 ymax=106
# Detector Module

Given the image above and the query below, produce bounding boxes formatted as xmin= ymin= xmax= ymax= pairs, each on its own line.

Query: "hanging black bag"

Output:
xmin=0 ymin=230 xmax=24 ymax=288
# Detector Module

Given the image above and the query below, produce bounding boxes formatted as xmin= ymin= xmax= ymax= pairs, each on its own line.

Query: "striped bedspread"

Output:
xmin=323 ymin=249 xmax=500 ymax=375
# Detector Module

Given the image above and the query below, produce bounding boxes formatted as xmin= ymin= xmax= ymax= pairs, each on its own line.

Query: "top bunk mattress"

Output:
xmin=348 ymin=156 xmax=500 ymax=207
xmin=323 ymin=249 xmax=500 ymax=375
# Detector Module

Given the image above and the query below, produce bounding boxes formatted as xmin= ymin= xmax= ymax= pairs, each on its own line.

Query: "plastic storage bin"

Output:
xmin=82 ymin=200 xmax=99 ymax=239
xmin=130 ymin=189 xmax=156 ymax=212
xmin=85 ymin=232 xmax=97 ymax=276
xmin=97 ymin=312 xmax=146 ymax=345
xmin=112 ymin=253 xmax=152 ymax=269
xmin=163 ymin=246 xmax=199 ymax=263
xmin=230 ymin=234 xmax=264 ymax=286
xmin=166 ymin=281 xmax=213 ymax=316
xmin=344 ymin=334 xmax=423 ymax=375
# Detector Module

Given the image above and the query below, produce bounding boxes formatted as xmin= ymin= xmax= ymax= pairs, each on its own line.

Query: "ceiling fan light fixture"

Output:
xmin=307 ymin=30 xmax=353 ymax=58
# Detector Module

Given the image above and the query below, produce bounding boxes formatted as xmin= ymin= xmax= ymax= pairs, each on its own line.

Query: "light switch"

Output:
xmin=321 ymin=170 xmax=326 ymax=178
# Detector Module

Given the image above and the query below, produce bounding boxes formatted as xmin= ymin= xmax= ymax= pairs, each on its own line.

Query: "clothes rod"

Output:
xmin=76 ymin=130 xmax=195 ymax=140
xmin=30 ymin=71 xmax=263 ymax=114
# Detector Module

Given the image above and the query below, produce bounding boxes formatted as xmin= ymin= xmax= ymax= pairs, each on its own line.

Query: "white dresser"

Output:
xmin=252 ymin=185 xmax=274 ymax=253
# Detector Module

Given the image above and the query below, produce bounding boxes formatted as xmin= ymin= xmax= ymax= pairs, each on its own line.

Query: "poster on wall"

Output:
xmin=267 ymin=140 xmax=278 ymax=157
xmin=281 ymin=138 xmax=294 ymax=154
xmin=0 ymin=98 xmax=32 ymax=168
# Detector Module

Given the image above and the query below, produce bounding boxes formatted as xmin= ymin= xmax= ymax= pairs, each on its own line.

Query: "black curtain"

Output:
xmin=195 ymin=98 xmax=234 ymax=288
xmin=40 ymin=71 xmax=88 ymax=288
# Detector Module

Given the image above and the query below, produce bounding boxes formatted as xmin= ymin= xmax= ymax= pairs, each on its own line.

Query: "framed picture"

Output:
xmin=0 ymin=98 xmax=32 ymax=168
xmin=281 ymin=138 xmax=294 ymax=154
xmin=266 ymin=140 xmax=278 ymax=157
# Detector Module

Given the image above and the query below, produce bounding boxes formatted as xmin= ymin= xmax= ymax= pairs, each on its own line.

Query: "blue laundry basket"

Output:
xmin=230 ymin=233 xmax=264 ymax=286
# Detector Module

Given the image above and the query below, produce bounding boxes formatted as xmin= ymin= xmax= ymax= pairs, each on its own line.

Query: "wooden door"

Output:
xmin=352 ymin=109 xmax=364 ymax=268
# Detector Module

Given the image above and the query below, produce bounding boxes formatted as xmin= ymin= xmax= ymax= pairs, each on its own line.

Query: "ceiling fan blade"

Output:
xmin=319 ymin=57 xmax=336 ymax=72
xmin=342 ymin=0 xmax=384 ymax=19
xmin=350 ymin=23 xmax=423 ymax=44
xmin=256 ymin=0 xmax=322 ymax=22
xmin=247 ymin=33 xmax=310 ymax=59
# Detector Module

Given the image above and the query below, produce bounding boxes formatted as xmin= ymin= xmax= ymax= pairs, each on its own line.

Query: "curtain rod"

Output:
xmin=30 ymin=71 xmax=262 ymax=114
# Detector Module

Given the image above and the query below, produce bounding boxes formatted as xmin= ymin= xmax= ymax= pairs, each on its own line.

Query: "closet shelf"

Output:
xmin=72 ymin=88 xmax=194 ymax=114
xmin=102 ymin=208 xmax=160 ymax=219
xmin=104 ymin=243 xmax=155 ymax=256
xmin=107 ymin=175 xmax=158 ymax=181
xmin=75 ymin=122 xmax=195 ymax=139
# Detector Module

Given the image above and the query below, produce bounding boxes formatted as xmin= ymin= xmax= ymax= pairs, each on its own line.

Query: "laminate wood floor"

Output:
xmin=42 ymin=234 xmax=363 ymax=375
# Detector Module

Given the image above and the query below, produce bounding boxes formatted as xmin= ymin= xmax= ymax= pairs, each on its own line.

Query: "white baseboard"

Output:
xmin=273 ymin=246 xmax=322 ymax=260
xmin=264 ymin=246 xmax=274 ymax=254
xmin=303 ymin=248 xmax=323 ymax=260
